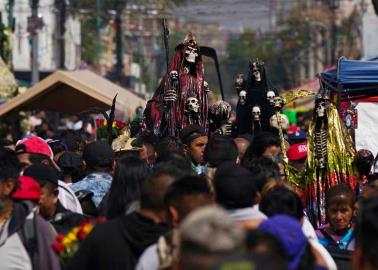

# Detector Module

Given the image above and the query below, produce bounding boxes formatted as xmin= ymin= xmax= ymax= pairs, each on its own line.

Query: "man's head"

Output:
xmin=259 ymin=186 xmax=304 ymax=221
xmin=287 ymin=142 xmax=307 ymax=171
xmin=82 ymin=141 xmax=114 ymax=173
xmin=353 ymin=197 xmax=378 ymax=270
xmin=15 ymin=135 xmax=54 ymax=170
xmin=178 ymin=205 xmax=246 ymax=270
xmin=23 ymin=163 xmax=59 ymax=218
xmin=214 ymin=162 xmax=257 ymax=210
xmin=242 ymin=132 xmax=281 ymax=164
xmin=155 ymin=136 xmax=184 ymax=163
xmin=204 ymin=136 xmax=238 ymax=168
xmin=134 ymin=135 xmax=157 ymax=165
xmin=180 ymin=125 xmax=208 ymax=165
xmin=164 ymin=175 xmax=212 ymax=226
xmin=140 ymin=162 xmax=190 ymax=220
xmin=0 ymin=148 xmax=20 ymax=205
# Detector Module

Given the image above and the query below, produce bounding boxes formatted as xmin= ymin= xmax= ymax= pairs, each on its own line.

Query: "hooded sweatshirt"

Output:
xmin=67 ymin=211 xmax=169 ymax=270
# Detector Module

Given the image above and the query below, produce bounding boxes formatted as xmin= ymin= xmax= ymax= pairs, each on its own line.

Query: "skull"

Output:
xmin=170 ymin=70 xmax=178 ymax=81
xmin=235 ymin=74 xmax=244 ymax=88
xmin=185 ymin=45 xmax=198 ymax=63
xmin=316 ymin=101 xmax=326 ymax=118
xmin=266 ymin=90 xmax=276 ymax=105
xmin=270 ymin=114 xmax=290 ymax=130
xmin=204 ymin=81 xmax=210 ymax=93
xmin=252 ymin=106 xmax=261 ymax=121
xmin=187 ymin=97 xmax=199 ymax=113
xmin=273 ymin=96 xmax=283 ymax=110
xmin=252 ymin=62 xmax=262 ymax=82
xmin=239 ymin=90 xmax=247 ymax=105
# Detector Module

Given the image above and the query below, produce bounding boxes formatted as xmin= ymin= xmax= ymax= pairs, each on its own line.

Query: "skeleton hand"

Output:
xmin=220 ymin=122 xmax=233 ymax=136
xmin=164 ymin=89 xmax=177 ymax=102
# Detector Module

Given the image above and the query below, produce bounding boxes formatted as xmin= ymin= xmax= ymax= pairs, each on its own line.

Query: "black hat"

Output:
xmin=23 ymin=163 xmax=59 ymax=186
xmin=57 ymin=151 xmax=82 ymax=169
xmin=83 ymin=141 xmax=113 ymax=168
xmin=179 ymin=124 xmax=206 ymax=145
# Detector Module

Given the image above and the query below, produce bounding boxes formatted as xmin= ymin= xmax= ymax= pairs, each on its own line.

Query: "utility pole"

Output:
xmin=329 ymin=0 xmax=339 ymax=65
xmin=96 ymin=0 xmax=101 ymax=67
xmin=7 ymin=0 xmax=14 ymax=30
xmin=31 ymin=0 xmax=39 ymax=84
xmin=55 ymin=0 xmax=66 ymax=69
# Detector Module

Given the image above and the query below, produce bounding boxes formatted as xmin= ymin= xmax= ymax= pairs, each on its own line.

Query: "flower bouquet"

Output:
xmin=52 ymin=218 xmax=106 ymax=260
xmin=95 ymin=118 xmax=128 ymax=143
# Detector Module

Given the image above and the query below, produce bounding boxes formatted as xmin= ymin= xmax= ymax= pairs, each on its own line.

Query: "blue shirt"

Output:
xmin=71 ymin=172 xmax=112 ymax=207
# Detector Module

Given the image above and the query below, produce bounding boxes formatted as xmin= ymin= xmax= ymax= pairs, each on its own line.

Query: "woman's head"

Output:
xmin=106 ymin=156 xmax=150 ymax=219
xmin=325 ymin=184 xmax=355 ymax=231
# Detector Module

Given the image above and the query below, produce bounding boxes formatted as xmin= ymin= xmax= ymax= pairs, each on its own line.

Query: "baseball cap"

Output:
xmin=179 ymin=124 xmax=206 ymax=145
xmin=15 ymin=136 xmax=53 ymax=159
xmin=12 ymin=176 xmax=41 ymax=200
xmin=288 ymin=125 xmax=298 ymax=135
xmin=288 ymin=130 xmax=307 ymax=141
xmin=287 ymin=143 xmax=307 ymax=161
xmin=23 ymin=163 xmax=59 ymax=186
xmin=83 ymin=141 xmax=113 ymax=167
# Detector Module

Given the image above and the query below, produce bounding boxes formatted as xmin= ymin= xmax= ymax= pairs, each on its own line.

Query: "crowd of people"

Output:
xmin=0 ymin=32 xmax=377 ymax=270
xmin=0 ymin=120 xmax=377 ymax=270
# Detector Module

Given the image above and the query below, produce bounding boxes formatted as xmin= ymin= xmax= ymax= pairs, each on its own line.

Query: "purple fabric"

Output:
xmin=259 ymin=215 xmax=308 ymax=270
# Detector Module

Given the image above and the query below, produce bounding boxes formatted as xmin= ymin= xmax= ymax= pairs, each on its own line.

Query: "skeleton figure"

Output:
xmin=209 ymin=101 xmax=232 ymax=136
xmin=204 ymin=81 xmax=210 ymax=93
xmin=266 ymin=90 xmax=276 ymax=106
xmin=184 ymin=45 xmax=198 ymax=63
xmin=252 ymin=106 xmax=261 ymax=122
xmin=164 ymin=70 xmax=179 ymax=102
xmin=235 ymin=74 xmax=245 ymax=88
xmin=187 ymin=97 xmax=199 ymax=113
xmin=314 ymin=100 xmax=328 ymax=169
xmin=273 ymin=96 xmax=284 ymax=111
xmin=251 ymin=60 xmax=262 ymax=82
xmin=239 ymin=90 xmax=247 ymax=106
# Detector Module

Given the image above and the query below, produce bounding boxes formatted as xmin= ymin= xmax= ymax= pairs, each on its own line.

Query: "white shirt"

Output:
xmin=58 ymin=180 xmax=83 ymax=214
xmin=136 ymin=243 xmax=159 ymax=270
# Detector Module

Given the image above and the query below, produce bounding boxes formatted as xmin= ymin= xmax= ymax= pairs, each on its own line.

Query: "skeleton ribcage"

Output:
xmin=315 ymin=129 xmax=327 ymax=169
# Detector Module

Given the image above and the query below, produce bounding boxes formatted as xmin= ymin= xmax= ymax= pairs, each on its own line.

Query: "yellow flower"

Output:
xmin=72 ymin=227 xmax=80 ymax=235
xmin=62 ymin=237 xmax=72 ymax=246
xmin=82 ymin=224 xmax=94 ymax=234
xmin=67 ymin=232 xmax=78 ymax=242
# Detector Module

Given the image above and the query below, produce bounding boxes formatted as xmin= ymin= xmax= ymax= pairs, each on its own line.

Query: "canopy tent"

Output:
xmin=320 ymin=57 xmax=378 ymax=100
xmin=0 ymin=70 xmax=146 ymax=120
xmin=283 ymin=78 xmax=319 ymax=112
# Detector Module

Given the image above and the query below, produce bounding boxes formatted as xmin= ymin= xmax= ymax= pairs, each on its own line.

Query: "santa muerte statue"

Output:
xmin=234 ymin=59 xmax=278 ymax=135
xmin=304 ymin=93 xmax=358 ymax=227
xmin=142 ymin=32 xmax=207 ymax=137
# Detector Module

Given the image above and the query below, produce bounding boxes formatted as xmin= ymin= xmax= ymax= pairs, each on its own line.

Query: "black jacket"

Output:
xmin=49 ymin=202 xmax=86 ymax=234
xmin=67 ymin=211 xmax=170 ymax=270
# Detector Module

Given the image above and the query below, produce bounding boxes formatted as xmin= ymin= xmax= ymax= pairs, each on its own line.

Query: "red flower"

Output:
xmin=77 ymin=229 xmax=88 ymax=240
xmin=79 ymin=220 xmax=91 ymax=226
xmin=115 ymin=120 xmax=126 ymax=128
xmin=52 ymin=242 xmax=65 ymax=254
xmin=96 ymin=119 xmax=105 ymax=126
xmin=56 ymin=234 xmax=65 ymax=242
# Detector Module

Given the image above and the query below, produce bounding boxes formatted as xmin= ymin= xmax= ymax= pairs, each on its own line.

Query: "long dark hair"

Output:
xmin=106 ymin=157 xmax=150 ymax=219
